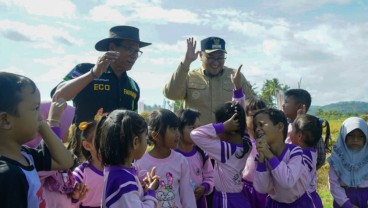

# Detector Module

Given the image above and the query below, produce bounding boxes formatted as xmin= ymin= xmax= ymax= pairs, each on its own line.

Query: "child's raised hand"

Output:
xmin=143 ymin=167 xmax=160 ymax=191
xmin=231 ymin=64 xmax=243 ymax=90
xmin=194 ymin=185 xmax=206 ymax=200
xmin=296 ymin=104 xmax=306 ymax=117
xmin=223 ymin=113 xmax=239 ymax=133
xmin=47 ymin=97 xmax=67 ymax=127
xmin=71 ymin=183 xmax=88 ymax=201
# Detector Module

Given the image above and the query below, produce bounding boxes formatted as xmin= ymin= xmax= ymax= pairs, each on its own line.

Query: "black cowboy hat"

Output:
xmin=95 ymin=25 xmax=151 ymax=51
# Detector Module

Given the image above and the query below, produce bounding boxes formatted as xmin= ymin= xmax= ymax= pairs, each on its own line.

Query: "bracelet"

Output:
xmin=46 ymin=119 xmax=61 ymax=126
xmin=90 ymin=68 xmax=99 ymax=79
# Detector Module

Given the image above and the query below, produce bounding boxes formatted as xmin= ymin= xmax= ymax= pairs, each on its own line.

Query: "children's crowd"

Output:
xmin=1 ymin=30 xmax=368 ymax=208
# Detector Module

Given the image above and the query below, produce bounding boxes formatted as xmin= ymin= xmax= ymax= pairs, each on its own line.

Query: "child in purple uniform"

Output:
xmin=175 ymin=108 xmax=214 ymax=208
xmin=96 ymin=110 xmax=159 ymax=208
xmin=72 ymin=121 xmax=104 ymax=208
xmin=289 ymin=114 xmax=323 ymax=208
xmin=190 ymin=101 xmax=252 ymax=208
xmin=253 ymin=108 xmax=314 ymax=207
xmin=328 ymin=117 xmax=368 ymax=208
xmin=242 ymin=97 xmax=267 ymax=208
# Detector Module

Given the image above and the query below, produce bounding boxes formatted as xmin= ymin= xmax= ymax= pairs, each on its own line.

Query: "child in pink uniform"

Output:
xmin=72 ymin=121 xmax=104 ymax=208
xmin=96 ymin=110 xmax=159 ymax=207
xmin=135 ymin=109 xmax=196 ymax=208
xmin=289 ymin=114 xmax=323 ymax=208
xmin=242 ymin=97 xmax=267 ymax=208
xmin=175 ymin=108 xmax=214 ymax=208
xmin=328 ymin=117 xmax=368 ymax=208
xmin=253 ymin=108 xmax=313 ymax=207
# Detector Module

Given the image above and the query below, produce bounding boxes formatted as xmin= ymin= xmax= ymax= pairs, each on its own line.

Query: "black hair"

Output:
xmin=0 ymin=72 xmax=37 ymax=116
xmin=254 ymin=108 xmax=288 ymax=141
xmin=245 ymin=97 xmax=267 ymax=114
xmin=294 ymin=114 xmax=322 ymax=147
xmin=177 ymin=109 xmax=207 ymax=165
xmin=177 ymin=108 xmax=201 ymax=133
xmin=214 ymin=102 xmax=250 ymax=157
xmin=67 ymin=121 xmax=97 ymax=164
xmin=320 ymin=118 xmax=332 ymax=152
xmin=285 ymin=89 xmax=312 ymax=111
xmin=147 ymin=109 xmax=180 ymax=144
xmin=95 ymin=110 xmax=147 ymax=166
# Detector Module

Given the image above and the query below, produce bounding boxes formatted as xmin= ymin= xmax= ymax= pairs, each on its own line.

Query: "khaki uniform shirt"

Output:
xmin=163 ymin=63 xmax=255 ymax=124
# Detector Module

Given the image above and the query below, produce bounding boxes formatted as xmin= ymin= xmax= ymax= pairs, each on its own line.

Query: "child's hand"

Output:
xmin=296 ymin=104 xmax=306 ymax=117
xmin=47 ymin=97 xmax=67 ymax=126
xmin=71 ymin=183 xmax=88 ymax=201
xmin=194 ymin=185 xmax=205 ymax=200
xmin=256 ymin=139 xmax=273 ymax=160
xmin=223 ymin=113 xmax=239 ymax=133
xmin=231 ymin=64 xmax=243 ymax=90
xmin=143 ymin=167 xmax=160 ymax=191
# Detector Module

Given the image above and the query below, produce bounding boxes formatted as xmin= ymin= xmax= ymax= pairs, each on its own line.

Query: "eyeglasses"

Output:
xmin=117 ymin=45 xmax=143 ymax=57
xmin=205 ymin=56 xmax=226 ymax=63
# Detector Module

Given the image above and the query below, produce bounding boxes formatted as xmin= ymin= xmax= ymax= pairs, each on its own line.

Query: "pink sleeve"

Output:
xmin=268 ymin=147 xmax=307 ymax=189
xmin=253 ymin=160 xmax=273 ymax=194
xmin=179 ymin=158 xmax=196 ymax=208
xmin=329 ymin=167 xmax=351 ymax=207
xmin=201 ymin=156 xmax=214 ymax=195
xmin=190 ymin=124 xmax=224 ymax=162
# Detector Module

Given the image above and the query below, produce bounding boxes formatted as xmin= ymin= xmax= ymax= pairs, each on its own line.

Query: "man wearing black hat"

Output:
xmin=51 ymin=26 xmax=150 ymax=124
xmin=164 ymin=37 xmax=255 ymax=125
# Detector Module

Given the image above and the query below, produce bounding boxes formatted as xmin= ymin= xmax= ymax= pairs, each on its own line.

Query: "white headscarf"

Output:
xmin=328 ymin=117 xmax=368 ymax=187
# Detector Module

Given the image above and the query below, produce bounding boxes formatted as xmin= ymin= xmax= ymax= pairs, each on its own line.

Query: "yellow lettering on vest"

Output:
xmin=94 ymin=84 xmax=110 ymax=91
xmin=124 ymin=89 xmax=137 ymax=99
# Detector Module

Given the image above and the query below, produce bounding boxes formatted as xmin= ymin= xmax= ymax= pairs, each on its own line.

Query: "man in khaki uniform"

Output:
xmin=163 ymin=37 xmax=255 ymax=125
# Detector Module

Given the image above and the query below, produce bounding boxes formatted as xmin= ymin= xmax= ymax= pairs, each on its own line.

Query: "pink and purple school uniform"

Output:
xmin=102 ymin=166 xmax=157 ymax=208
xmin=191 ymin=123 xmax=251 ymax=208
xmin=302 ymin=148 xmax=323 ymax=208
xmin=328 ymin=117 xmax=368 ymax=208
xmin=242 ymin=138 xmax=267 ymax=208
xmin=254 ymin=143 xmax=314 ymax=207
xmin=175 ymin=147 xmax=215 ymax=208
xmin=135 ymin=150 xmax=196 ymax=208
xmin=37 ymin=126 xmax=76 ymax=208
xmin=73 ymin=161 xmax=104 ymax=207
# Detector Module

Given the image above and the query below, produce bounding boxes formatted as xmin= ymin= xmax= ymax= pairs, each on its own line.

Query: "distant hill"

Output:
xmin=309 ymin=101 xmax=368 ymax=115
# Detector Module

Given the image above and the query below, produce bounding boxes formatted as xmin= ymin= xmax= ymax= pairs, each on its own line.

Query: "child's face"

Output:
xmin=283 ymin=96 xmax=299 ymax=120
xmin=182 ymin=118 xmax=200 ymax=145
xmin=134 ymin=131 xmax=148 ymax=160
xmin=345 ymin=129 xmax=366 ymax=151
xmin=163 ymin=127 xmax=180 ymax=149
xmin=12 ymin=85 xmax=42 ymax=143
xmin=253 ymin=113 xmax=282 ymax=145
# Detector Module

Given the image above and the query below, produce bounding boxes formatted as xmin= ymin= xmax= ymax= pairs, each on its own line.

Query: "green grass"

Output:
xmin=317 ymin=160 xmax=333 ymax=207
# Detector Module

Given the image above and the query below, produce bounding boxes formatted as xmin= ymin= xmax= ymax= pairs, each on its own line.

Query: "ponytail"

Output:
xmin=322 ymin=119 xmax=332 ymax=153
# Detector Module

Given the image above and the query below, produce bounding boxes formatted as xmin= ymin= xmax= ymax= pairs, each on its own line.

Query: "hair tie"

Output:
xmin=318 ymin=118 xmax=325 ymax=124
xmin=78 ymin=121 xmax=90 ymax=131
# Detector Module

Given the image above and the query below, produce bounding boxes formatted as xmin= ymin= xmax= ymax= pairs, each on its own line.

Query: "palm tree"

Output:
xmin=260 ymin=78 xmax=289 ymax=108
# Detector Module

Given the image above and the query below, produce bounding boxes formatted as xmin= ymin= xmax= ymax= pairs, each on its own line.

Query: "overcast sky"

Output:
xmin=1 ymin=0 xmax=367 ymax=106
